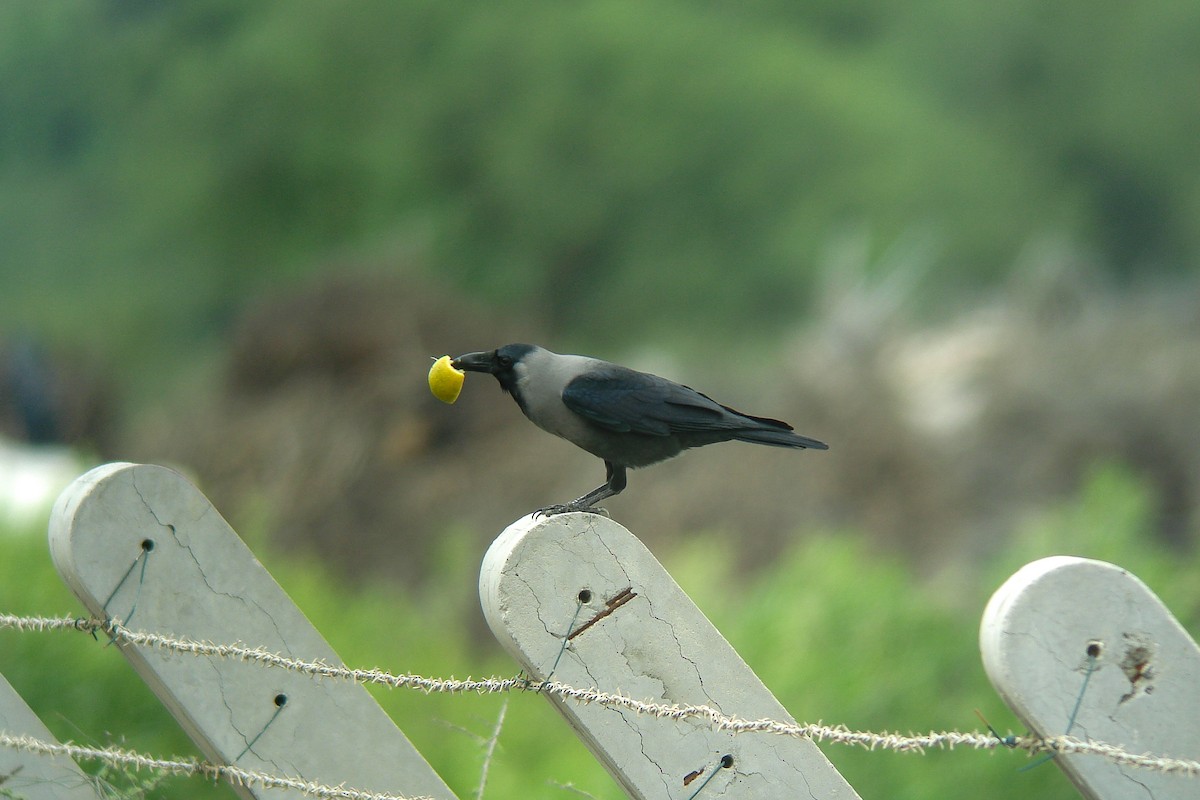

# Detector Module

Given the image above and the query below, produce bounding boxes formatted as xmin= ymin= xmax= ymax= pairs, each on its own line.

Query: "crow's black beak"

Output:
xmin=451 ymin=351 xmax=494 ymax=373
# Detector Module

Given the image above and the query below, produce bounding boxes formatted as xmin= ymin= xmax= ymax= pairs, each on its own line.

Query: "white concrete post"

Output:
xmin=981 ymin=556 xmax=1200 ymax=799
xmin=48 ymin=463 xmax=458 ymax=800
xmin=480 ymin=512 xmax=860 ymax=800
xmin=0 ymin=672 xmax=101 ymax=799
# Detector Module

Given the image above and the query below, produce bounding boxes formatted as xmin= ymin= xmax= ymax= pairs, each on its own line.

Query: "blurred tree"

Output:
xmin=0 ymin=0 xmax=1194 ymax=389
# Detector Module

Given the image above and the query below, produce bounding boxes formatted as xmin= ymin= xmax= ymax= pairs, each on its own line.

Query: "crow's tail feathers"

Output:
xmin=716 ymin=403 xmax=828 ymax=450
xmin=735 ymin=427 xmax=829 ymax=450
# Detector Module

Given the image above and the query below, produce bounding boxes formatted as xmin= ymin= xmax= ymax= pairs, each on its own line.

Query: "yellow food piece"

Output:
xmin=428 ymin=355 xmax=465 ymax=404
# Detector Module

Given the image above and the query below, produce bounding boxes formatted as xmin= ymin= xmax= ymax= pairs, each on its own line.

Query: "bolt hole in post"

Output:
xmin=1020 ymin=642 xmax=1102 ymax=772
xmin=685 ymin=755 xmax=736 ymax=799
xmin=102 ymin=537 xmax=158 ymax=626
xmin=236 ymin=693 xmax=289 ymax=761
xmin=547 ymin=592 xmax=591 ymax=678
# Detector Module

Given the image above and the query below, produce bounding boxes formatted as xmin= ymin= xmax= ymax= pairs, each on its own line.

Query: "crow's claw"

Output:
xmin=534 ymin=504 xmax=609 ymax=519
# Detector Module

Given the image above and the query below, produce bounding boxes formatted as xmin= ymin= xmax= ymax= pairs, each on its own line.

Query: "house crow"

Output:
xmin=452 ymin=344 xmax=828 ymax=514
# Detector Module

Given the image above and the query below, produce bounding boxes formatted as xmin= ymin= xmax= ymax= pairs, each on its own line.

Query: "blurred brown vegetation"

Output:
xmin=124 ymin=258 xmax=1200 ymax=583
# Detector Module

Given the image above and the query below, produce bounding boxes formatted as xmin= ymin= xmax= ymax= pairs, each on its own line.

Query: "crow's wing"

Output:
xmin=562 ymin=365 xmax=786 ymax=437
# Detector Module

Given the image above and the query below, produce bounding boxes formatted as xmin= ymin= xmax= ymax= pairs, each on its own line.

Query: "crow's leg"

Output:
xmin=537 ymin=462 xmax=626 ymax=517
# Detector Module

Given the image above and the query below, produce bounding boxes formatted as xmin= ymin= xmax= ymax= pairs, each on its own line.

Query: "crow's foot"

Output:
xmin=534 ymin=504 xmax=609 ymax=519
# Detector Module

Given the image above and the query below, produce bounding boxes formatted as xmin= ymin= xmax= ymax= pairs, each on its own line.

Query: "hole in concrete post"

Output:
xmin=1086 ymin=641 xmax=1102 ymax=659
xmin=578 ymin=589 xmax=593 ymax=604
xmin=719 ymin=754 xmax=734 ymax=769
xmin=141 ymin=539 xmax=156 ymax=552
xmin=273 ymin=693 xmax=288 ymax=707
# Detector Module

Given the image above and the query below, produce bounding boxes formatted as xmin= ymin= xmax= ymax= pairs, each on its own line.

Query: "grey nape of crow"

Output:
xmin=451 ymin=344 xmax=828 ymax=515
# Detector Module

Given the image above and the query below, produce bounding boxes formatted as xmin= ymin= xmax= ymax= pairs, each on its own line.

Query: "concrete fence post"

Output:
xmin=981 ymin=556 xmax=1200 ymax=800
xmin=0 ymin=672 xmax=101 ymax=799
xmin=47 ymin=462 xmax=458 ymax=800
xmin=479 ymin=512 xmax=860 ymax=800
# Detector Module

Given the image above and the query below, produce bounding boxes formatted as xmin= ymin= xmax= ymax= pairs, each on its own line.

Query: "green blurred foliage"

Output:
xmin=2 ymin=464 xmax=1194 ymax=798
xmin=1 ymin=1 xmax=1196 ymax=391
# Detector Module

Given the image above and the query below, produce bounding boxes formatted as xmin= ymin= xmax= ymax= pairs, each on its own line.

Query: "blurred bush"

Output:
xmin=123 ymin=262 xmax=1200 ymax=582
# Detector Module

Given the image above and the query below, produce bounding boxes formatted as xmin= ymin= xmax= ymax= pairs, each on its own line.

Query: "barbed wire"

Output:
xmin=0 ymin=732 xmax=434 ymax=800
xmin=3 ymin=612 xmax=1200 ymax=782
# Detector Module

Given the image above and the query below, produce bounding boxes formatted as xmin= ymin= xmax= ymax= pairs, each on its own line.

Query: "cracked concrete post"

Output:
xmin=49 ymin=463 xmax=457 ymax=800
xmin=0 ymin=672 xmax=101 ymax=799
xmin=981 ymin=556 xmax=1200 ymax=800
xmin=480 ymin=512 xmax=860 ymax=800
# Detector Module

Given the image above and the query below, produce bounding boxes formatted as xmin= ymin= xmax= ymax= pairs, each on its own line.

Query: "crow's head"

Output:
xmin=452 ymin=343 xmax=538 ymax=395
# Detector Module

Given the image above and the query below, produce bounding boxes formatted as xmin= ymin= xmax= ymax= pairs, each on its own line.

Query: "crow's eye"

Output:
xmin=497 ymin=354 xmax=513 ymax=368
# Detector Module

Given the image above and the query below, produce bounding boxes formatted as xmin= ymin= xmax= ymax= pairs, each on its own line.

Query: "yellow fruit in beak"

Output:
xmin=428 ymin=355 xmax=465 ymax=404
